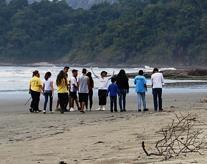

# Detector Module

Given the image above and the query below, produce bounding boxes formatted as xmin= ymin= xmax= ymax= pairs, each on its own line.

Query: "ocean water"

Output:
xmin=0 ymin=66 xmax=207 ymax=95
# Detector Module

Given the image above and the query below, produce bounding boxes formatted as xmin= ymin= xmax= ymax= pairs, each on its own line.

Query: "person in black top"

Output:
xmin=86 ymin=72 xmax=94 ymax=111
xmin=116 ymin=69 xmax=129 ymax=112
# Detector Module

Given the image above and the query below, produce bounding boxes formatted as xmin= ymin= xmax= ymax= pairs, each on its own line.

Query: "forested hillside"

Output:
xmin=0 ymin=0 xmax=207 ymax=66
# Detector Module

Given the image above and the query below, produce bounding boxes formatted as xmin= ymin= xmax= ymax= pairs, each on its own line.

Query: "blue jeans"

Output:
xmin=152 ymin=88 xmax=162 ymax=111
xmin=44 ymin=91 xmax=53 ymax=111
xmin=119 ymin=89 xmax=127 ymax=112
xmin=137 ymin=92 xmax=146 ymax=110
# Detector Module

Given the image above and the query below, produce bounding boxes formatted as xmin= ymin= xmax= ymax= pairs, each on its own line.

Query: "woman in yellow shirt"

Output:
xmin=29 ymin=70 xmax=42 ymax=113
xmin=56 ymin=70 xmax=69 ymax=114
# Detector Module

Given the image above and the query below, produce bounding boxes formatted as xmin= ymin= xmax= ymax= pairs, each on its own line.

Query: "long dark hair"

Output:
xmin=44 ymin=72 xmax=51 ymax=81
xmin=117 ymin=69 xmax=128 ymax=80
xmin=56 ymin=70 xmax=67 ymax=86
xmin=86 ymin=72 xmax=94 ymax=88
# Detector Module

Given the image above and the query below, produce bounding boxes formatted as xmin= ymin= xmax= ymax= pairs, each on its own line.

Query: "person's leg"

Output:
xmin=30 ymin=91 xmax=35 ymax=112
xmin=102 ymin=90 xmax=107 ymax=110
xmin=56 ymin=99 xmax=60 ymax=109
xmin=123 ymin=91 xmax=126 ymax=111
xmin=137 ymin=93 xmax=142 ymax=112
xmin=158 ymin=88 xmax=163 ymax=111
xmin=110 ymin=96 xmax=113 ymax=112
xmin=68 ymin=93 xmax=71 ymax=109
xmin=44 ymin=93 xmax=48 ymax=111
xmin=152 ymin=89 xmax=158 ymax=111
xmin=33 ymin=91 xmax=40 ymax=112
xmin=86 ymin=95 xmax=88 ymax=110
xmin=58 ymin=93 xmax=64 ymax=114
xmin=98 ymin=90 xmax=105 ymax=110
xmin=64 ymin=93 xmax=69 ymax=111
xmin=141 ymin=92 xmax=147 ymax=110
xmin=70 ymin=92 xmax=74 ymax=108
xmin=49 ymin=92 xmax=53 ymax=112
xmin=82 ymin=94 xmax=88 ymax=112
xmin=119 ymin=93 xmax=123 ymax=112
xmin=75 ymin=95 xmax=80 ymax=110
xmin=114 ymin=96 xmax=117 ymax=112
xmin=98 ymin=90 xmax=102 ymax=106
xmin=89 ymin=91 xmax=93 ymax=110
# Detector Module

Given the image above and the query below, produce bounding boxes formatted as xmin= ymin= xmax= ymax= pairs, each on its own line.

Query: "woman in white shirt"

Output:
xmin=43 ymin=72 xmax=54 ymax=114
xmin=92 ymin=69 xmax=114 ymax=111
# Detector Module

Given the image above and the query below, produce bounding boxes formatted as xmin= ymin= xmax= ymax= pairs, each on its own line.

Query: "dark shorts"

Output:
xmin=79 ymin=93 xmax=88 ymax=103
xmin=70 ymin=92 xmax=77 ymax=99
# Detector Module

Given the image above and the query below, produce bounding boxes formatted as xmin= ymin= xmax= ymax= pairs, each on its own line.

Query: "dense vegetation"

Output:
xmin=0 ymin=0 xmax=207 ymax=66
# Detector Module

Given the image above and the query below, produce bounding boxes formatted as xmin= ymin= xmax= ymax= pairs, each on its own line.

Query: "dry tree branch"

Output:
xmin=141 ymin=113 xmax=206 ymax=160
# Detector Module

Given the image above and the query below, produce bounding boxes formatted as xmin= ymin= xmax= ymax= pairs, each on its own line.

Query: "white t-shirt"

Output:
xmin=43 ymin=78 xmax=53 ymax=91
xmin=99 ymin=77 xmax=110 ymax=90
xmin=151 ymin=72 xmax=164 ymax=88
xmin=70 ymin=76 xmax=78 ymax=92
xmin=78 ymin=75 xmax=89 ymax=93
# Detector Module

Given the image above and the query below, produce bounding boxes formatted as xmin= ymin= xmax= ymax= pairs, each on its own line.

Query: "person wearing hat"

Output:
xmin=29 ymin=70 xmax=42 ymax=113
xmin=69 ymin=69 xmax=80 ymax=111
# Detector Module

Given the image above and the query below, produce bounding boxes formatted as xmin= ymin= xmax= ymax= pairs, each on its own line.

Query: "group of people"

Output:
xmin=29 ymin=66 xmax=94 ymax=114
xmin=29 ymin=66 xmax=164 ymax=114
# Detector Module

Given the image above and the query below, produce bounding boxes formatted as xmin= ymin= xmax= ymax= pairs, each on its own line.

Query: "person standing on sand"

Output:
xmin=151 ymin=68 xmax=164 ymax=112
xmin=56 ymin=66 xmax=69 ymax=111
xmin=69 ymin=69 xmax=80 ymax=111
xmin=108 ymin=77 xmax=119 ymax=112
xmin=134 ymin=70 xmax=148 ymax=112
xmin=86 ymin=72 xmax=94 ymax=111
xmin=92 ymin=69 xmax=114 ymax=111
xmin=56 ymin=70 xmax=69 ymax=114
xmin=116 ymin=69 xmax=129 ymax=112
xmin=43 ymin=72 xmax=54 ymax=114
xmin=29 ymin=70 xmax=42 ymax=113
xmin=77 ymin=68 xmax=89 ymax=113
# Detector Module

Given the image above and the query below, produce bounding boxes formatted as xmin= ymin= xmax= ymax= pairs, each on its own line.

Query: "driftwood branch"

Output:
xmin=142 ymin=113 xmax=206 ymax=160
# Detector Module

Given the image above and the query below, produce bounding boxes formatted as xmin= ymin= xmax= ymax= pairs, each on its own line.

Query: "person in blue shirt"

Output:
xmin=134 ymin=70 xmax=148 ymax=112
xmin=108 ymin=77 xmax=119 ymax=112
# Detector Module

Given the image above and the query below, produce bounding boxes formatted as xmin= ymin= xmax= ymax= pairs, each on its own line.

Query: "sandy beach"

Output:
xmin=0 ymin=92 xmax=207 ymax=164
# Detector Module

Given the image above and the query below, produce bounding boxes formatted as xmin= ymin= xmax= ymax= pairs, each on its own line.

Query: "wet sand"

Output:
xmin=0 ymin=92 xmax=207 ymax=164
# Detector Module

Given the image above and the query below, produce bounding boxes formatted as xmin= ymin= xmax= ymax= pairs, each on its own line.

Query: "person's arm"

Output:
xmin=91 ymin=67 xmax=100 ymax=79
xmin=144 ymin=78 xmax=147 ymax=91
xmin=107 ymin=85 xmax=110 ymax=96
xmin=151 ymin=75 xmax=153 ymax=88
xmin=38 ymin=79 xmax=43 ymax=93
xmin=161 ymin=74 xmax=165 ymax=85
xmin=87 ymin=77 xmax=90 ymax=90
xmin=43 ymin=82 xmax=45 ymax=93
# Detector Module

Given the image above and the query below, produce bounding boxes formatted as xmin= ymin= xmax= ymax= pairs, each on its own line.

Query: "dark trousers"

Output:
xmin=98 ymin=89 xmax=107 ymax=105
xmin=44 ymin=91 xmax=53 ymax=111
xmin=152 ymin=88 xmax=162 ymax=111
xmin=110 ymin=96 xmax=117 ymax=112
xmin=119 ymin=89 xmax=127 ymax=112
xmin=30 ymin=90 xmax=40 ymax=112
xmin=86 ymin=90 xmax=93 ymax=110
xmin=58 ymin=93 xmax=69 ymax=113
